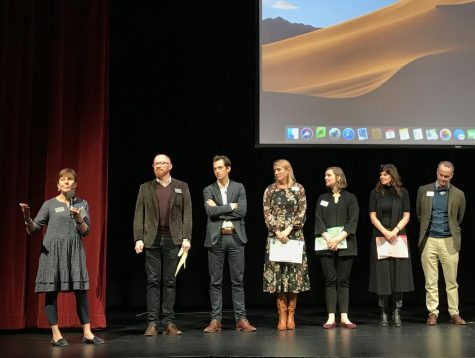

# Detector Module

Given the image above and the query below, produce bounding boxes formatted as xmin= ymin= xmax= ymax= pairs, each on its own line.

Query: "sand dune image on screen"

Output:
xmin=262 ymin=0 xmax=475 ymax=99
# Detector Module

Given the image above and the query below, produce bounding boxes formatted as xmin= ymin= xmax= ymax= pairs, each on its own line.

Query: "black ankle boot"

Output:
xmin=392 ymin=307 xmax=402 ymax=327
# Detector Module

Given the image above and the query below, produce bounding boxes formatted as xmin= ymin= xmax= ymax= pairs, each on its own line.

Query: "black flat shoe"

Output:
xmin=51 ymin=338 xmax=69 ymax=347
xmin=83 ymin=336 xmax=105 ymax=344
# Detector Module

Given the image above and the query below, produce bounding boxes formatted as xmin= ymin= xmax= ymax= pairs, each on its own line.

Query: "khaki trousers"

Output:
xmin=421 ymin=236 xmax=459 ymax=317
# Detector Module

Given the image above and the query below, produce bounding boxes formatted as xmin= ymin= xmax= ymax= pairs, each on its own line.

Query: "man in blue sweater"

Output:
xmin=416 ymin=161 xmax=466 ymax=326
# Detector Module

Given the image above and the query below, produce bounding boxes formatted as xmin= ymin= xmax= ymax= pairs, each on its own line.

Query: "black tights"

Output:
xmin=378 ymin=293 xmax=403 ymax=310
xmin=45 ymin=290 xmax=90 ymax=326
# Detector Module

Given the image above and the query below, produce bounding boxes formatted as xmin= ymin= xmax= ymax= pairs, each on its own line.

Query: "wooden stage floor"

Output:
xmin=1 ymin=306 xmax=474 ymax=357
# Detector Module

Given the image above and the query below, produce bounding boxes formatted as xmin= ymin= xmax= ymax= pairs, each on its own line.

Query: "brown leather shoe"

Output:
xmin=451 ymin=314 xmax=467 ymax=325
xmin=144 ymin=324 xmax=157 ymax=336
xmin=426 ymin=313 xmax=437 ymax=326
xmin=163 ymin=323 xmax=182 ymax=335
xmin=203 ymin=319 xmax=222 ymax=333
xmin=236 ymin=318 xmax=256 ymax=332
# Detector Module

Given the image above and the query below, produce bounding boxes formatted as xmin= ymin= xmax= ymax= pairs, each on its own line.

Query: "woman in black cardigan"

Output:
xmin=315 ymin=167 xmax=359 ymax=329
xmin=368 ymin=164 xmax=413 ymax=327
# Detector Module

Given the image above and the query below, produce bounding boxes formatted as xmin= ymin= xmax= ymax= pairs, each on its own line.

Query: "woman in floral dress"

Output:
xmin=263 ymin=159 xmax=310 ymax=330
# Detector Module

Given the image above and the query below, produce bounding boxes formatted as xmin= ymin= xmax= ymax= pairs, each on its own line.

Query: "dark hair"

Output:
xmin=57 ymin=168 xmax=78 ymax=183
xmin=375 ymin=164 xmax=403 ymax=197
xmin=213 ymin=155 xmax=231 ymax=168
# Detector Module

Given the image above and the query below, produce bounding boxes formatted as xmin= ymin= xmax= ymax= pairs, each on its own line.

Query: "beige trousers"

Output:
xmin=421 ymin=236 xmax=459 ymax=317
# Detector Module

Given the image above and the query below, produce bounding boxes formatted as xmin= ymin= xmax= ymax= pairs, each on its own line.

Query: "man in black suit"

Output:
xmin=134 ymin=154 xmax=192 ymax=336
xmin=202 ymin=155 xmax=256 ymax=333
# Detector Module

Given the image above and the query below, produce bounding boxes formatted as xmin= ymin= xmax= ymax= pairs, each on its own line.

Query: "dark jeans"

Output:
xmin=320 ymin=255 xmax=354 ymax=314
xmin=145 ymin=235 xmax=180 ymax=326
xmin=208 ymin=234 xmax=246 ymax=322
xmin=45 ymin=290 xmax=89 ymax=325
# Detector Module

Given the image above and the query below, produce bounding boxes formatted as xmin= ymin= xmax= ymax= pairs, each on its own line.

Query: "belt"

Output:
xmin=220 ymin=227 xmax=236 ymax=235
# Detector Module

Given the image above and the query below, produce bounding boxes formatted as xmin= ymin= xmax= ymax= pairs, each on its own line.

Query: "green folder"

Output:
xmin=315 ymin=226 xmax=347 ymax=251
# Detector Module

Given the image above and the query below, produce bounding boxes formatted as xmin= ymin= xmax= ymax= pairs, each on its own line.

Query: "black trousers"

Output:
xmin=320 ymin=255 xmax=354 ymax=314
xmin=145 ymin=235 xmax=180 ymax=326
xmin=208 ymin=234 xmax=246 ymax=322
xmin=45 ymin=290 xmax=89 ymax=326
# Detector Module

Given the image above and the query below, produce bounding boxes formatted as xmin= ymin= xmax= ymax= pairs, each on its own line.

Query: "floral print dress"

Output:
xmin=263 ymin=182 xmax=311 ymax=293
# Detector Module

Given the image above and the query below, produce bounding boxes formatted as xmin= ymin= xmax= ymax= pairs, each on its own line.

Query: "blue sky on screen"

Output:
xmin=262 ymin=0 xmax=399 ymax=28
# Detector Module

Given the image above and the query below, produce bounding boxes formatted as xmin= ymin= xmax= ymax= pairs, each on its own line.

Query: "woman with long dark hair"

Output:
xmin=368 ymin=164 xmax=414 ymax=327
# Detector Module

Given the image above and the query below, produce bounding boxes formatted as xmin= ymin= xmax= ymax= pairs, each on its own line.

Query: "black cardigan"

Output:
xmin=314 ymin=190 xmax=359 ymax=256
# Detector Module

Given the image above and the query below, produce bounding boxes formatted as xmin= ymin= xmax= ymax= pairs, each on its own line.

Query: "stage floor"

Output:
xmin=1 ymin=307 xmax=474 ymax=357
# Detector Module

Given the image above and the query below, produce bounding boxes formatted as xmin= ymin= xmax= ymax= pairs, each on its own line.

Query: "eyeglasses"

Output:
xmin=153 ymin=162 xmax=170 ymax=167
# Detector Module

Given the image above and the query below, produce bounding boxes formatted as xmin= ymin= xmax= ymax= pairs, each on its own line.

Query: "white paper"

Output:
xmin=269 ymin=239 xmax=303 ymax=264
xmin=376 ymin=235 xmax=409 ymax=259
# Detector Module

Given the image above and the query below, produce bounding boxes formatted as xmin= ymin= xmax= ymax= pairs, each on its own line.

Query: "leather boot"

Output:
xmin=379 ymin=307 xmax=389 ymax=327
xmin=392 ymin=307 xmax=402 ymax=327
xmin=287 ymin=292 xmax=297 ymax=330
xmin=276 ymin=293 xmax=288 ymax=331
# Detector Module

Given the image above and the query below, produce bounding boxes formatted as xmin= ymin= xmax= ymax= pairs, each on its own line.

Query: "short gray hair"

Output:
xmin=438 ymin=161 xmax=454 ymax=173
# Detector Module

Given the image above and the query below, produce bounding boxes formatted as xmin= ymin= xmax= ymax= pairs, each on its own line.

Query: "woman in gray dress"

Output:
xmin=19 ymin=168 xmax=103 ymax=347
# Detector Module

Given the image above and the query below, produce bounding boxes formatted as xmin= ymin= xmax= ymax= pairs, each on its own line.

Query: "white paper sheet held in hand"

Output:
xmin=376 ymin=235 xmax=409 ymax=260
xmin=175 ymin=248 xmax=188 ymax=276
xmin=269 ymin=239 xmax=303 ymax=264
xmin=315 ymin=226 xmax=346 ymax=251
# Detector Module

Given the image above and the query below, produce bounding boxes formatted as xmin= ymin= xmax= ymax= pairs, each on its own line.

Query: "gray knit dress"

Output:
xmin=32 ymin=197 xmax=90 ymax=292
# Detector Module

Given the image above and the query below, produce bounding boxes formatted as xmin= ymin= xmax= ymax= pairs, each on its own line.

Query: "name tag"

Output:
xmin=55 ymin=207 xmax=65 ymax=213
xmin=291 ymin=186 xmax=299 ymax=192
xmin=175 ymin=188 xmax=182 ymax=193
xmin=426 ymin=191 xmax=434 ymax=197
xmin=320 ymin=200 xmax=329 ymax=207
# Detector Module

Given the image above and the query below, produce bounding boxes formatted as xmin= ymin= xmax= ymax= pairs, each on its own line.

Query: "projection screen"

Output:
xmin=258 ymin=0 xmax=475 ymax=147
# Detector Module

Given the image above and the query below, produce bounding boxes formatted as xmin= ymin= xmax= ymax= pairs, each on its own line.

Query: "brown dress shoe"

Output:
xmin=203 ymin=319 xmax=222 ymax=333
xmin=144 ymin=324 xmax=158 ymax=336
xmin=236 ymin=318 xmax=257 ymax=332
xmin=163 ymin=323 xmax=183 ymax=335
xmin=451 ymin=314 xmax=467 ymax=325
xmin=426 ymin=313 xmax=438 ymax=326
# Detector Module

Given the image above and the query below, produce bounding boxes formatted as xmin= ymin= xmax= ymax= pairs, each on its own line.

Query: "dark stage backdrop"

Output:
xmin=108 ymin=1 xmax=475 ymax=317
xmin=0 ymin=0 xmax=109 ymax=329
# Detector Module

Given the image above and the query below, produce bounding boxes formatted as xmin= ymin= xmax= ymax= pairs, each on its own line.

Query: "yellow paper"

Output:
xmin=175 ymin=249 xmax=188 ymax=276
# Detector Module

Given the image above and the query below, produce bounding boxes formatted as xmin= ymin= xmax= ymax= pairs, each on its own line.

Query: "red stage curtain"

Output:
xmin=0 ymin=0 xmax=109 ymax=329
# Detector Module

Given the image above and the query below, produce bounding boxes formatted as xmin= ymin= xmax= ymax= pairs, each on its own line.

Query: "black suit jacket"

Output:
xmin=203 ymin=180 xmax=247 ymax=247
xmin=133 ymin=178 xmax=192 ymax=247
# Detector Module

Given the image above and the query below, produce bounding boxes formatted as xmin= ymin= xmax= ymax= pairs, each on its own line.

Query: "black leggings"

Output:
xmin=45 ymin=290 xmax=90 ymax=326
xmin=378 ymin=293 xmax=403 ymax=309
